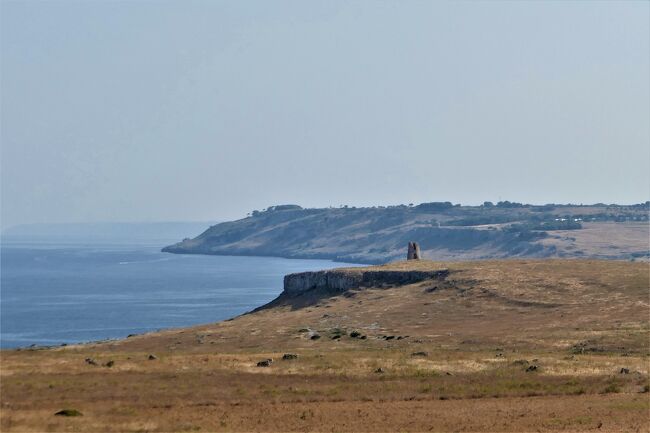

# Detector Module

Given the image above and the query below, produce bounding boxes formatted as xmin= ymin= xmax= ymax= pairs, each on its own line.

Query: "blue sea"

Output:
xmin=0 ymin=234 xmax=358 ymax=349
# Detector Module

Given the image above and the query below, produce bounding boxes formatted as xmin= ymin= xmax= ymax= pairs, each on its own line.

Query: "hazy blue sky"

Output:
xmin=2 ymin=1 xmax=649 ymax=229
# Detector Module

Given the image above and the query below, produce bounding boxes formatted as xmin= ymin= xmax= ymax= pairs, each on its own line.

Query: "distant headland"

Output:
xmin=162 ymin=201 xmax=649 ymax=264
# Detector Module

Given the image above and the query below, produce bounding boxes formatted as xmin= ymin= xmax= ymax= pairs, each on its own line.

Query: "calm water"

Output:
xmin=0 ymin=241 xmax=358 ymax=348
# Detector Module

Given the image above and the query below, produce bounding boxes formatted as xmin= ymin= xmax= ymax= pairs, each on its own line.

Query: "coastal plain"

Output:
xmin=1 ymin=260 xmax=649 ymax=432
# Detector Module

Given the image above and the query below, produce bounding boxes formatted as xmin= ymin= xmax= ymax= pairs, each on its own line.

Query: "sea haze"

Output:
xmin=0 ymin=224 xmax=361 ymax=348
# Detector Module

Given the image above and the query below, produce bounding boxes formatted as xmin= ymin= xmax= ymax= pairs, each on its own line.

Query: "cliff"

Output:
xmin=282 ymin=268 xmax=450 ymax=296
xmin=247 ymin=262 xmax=452 ymax=311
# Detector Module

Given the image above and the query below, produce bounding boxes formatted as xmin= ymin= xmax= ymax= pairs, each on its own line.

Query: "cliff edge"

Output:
xmin=253 ymin=261 xmax=450 ymax=311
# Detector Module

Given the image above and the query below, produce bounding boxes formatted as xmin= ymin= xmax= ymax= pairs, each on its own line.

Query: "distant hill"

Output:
xmin=162 ymin=202 xmax=649 ymax=264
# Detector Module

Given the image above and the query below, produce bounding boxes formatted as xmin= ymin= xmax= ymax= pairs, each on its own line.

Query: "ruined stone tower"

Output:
xmin=407 ymin=242 xmax=421 ymax=260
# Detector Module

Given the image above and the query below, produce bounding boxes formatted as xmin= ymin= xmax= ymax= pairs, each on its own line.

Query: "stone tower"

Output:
xmin=407 ymin=242 xmax=421 ymax=260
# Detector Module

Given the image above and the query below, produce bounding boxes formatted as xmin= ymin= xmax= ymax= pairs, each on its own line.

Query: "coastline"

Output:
xmin=160 ymin=248 xmax=377 ymax=266
xmin=1 ymin=247 xmax=361 ymax=350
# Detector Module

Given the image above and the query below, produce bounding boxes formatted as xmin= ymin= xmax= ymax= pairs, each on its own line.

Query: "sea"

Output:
xmin=0 ymin=223 xmax=361 ymax=349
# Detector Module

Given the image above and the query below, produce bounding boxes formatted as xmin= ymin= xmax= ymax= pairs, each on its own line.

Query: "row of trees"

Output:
xmin=247 ymin=201 xmax=649 ymax=217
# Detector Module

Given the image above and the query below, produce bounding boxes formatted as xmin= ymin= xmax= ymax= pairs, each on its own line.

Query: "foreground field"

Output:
xmin=1 ymin=260 xmax=649 ymax=432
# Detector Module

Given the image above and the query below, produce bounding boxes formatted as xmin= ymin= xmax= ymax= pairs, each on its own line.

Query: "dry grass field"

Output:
xmin=1 ymin=260 xmax=649 ymax=432
xmin=539 ymin=222 xmax=650 ymax=260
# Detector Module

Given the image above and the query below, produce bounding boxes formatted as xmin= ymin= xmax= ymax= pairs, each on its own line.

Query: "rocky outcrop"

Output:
xmin=283 ymin=271 xmax=363 ymax=296
xmin=282 ymin=268 xmax=449 ymax=297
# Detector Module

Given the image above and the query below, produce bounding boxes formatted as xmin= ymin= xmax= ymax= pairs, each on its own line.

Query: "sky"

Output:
xmin=1 ymin=1 xmax=649 ymax=230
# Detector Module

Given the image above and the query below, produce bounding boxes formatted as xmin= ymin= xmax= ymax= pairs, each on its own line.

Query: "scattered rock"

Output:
xmin=374 ymin=368 xmax=384 ymax=374
xmin=331 ymin=335 xmax=341 ymax=340
xmin=310 ymin=334 xmax=321 ymax=340
xmin=411 ymin=351 xmax=429 ymax=357
xmin=104 ymin=360 xmax=115 ymax=368
xmin=148 ymin=354 xmax=158 ymax=360
xmin=84 ymin=358 xmax=97 ymax=366
xmin=127 ymin=334 xmax=137 ymax=338
xmin=619 ymin=368 xmax=630 ymax=374
xmin=360 ymin=335 xmax=367 ymax=340
xmin=445 ymin=372 xmax=453 ymax=376
xmin=257 ymin=359 xmax=273 ymax=367
xmin=349 ymin=331 xmax=361 ymax=338
xmin=282 ymin=353 xmax=299 ymax=360
xmin=525 ymin=365 xmax=538 ymax=372
xmin=385 ymin=336 xmax=395 ymax=340
xmin=54 ymin=409 xmax=82 ymax=417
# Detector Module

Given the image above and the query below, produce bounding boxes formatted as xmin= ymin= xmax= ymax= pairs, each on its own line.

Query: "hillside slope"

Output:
xmin=163 ymin=203 xmax=649 ymax=263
